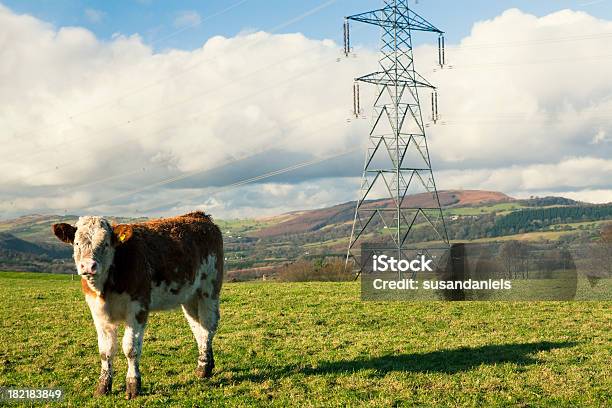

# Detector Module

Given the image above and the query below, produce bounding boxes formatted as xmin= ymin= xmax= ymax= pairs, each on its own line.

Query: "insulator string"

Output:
xmin=432 ymin=91 xmax=439 ymax=123
xmin=438 ymin=34 xmax=445 ymax=68
xmin=344 ymin=19 xmax=351 ymax=57
xmin=355 ymin=84 xmax=361 ymax=115
xmin=353 ymin=82 xmax=361 ymax=118
xmin=442 ymin=35 xmax=446 ymax=66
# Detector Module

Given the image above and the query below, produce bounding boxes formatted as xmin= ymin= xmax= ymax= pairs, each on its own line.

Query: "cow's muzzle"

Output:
xmin=80 ymin=259 xmax=98 ymax=276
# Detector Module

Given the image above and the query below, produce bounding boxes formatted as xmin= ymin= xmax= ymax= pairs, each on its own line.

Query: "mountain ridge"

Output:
xmin=251 ymin=190 xmax=515 ymax=238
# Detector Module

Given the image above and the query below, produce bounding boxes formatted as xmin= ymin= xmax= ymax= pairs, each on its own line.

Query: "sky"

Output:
xmin=2 ymin=0 xmax=611 ymax=49
xmin=2 ymin=0 xmax=612 ymax=219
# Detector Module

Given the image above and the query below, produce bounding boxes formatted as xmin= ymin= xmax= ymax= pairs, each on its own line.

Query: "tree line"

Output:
xmin=489 ymin=205 xmax=612 ymax=236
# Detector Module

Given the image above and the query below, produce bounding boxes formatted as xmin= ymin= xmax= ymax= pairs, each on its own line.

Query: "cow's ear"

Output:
xmin=112 ymin=224 xmax=133 ymax=247
xmin=52 ymin=223 xmax=76 ymax=244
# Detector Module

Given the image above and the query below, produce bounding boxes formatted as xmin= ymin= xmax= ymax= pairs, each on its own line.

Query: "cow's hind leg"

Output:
xmin=197 ymin=296 xmax=220 ymax=378
xmin=122 ymin=309 xmax=148 ymax=399
xmin=182 ymin=295 xmax=219 ymax=379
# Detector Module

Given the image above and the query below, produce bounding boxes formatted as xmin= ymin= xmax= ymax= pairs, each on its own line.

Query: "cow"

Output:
xmin=51 ymin=211 xmax=223 ymax=399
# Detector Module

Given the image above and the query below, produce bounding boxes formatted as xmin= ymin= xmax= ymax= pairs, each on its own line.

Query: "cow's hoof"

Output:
xmin=125 ymin=377 xmax=141 ymax=400
xmin=94 ymin=376 xmax=112 ymax=396
xmin=195 ymin=363 xmax=214 ymax=379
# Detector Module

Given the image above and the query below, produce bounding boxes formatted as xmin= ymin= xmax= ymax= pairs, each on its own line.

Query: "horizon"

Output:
xmin=3 ymin=189 xmax=607 ymax=222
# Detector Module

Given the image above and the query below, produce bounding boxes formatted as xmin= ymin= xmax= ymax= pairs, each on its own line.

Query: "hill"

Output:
xmin=252 ymin=190 xmax=512 ymax=238
xmin=0 ymin=190 xmax=609 ymax=275
xmin=0 ymin=232 xmax=73 ymax=273
xmin=0 ymin=215 xmax=145 ymax=273
xmin=0 ymin=232 xmax=54 ymax=256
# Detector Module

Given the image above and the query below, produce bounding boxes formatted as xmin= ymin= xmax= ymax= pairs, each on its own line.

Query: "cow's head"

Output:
xmin=52 ymin=217 xmax=133 ymax=289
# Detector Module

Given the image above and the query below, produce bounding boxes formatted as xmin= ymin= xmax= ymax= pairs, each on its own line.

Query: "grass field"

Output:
xmin=444 ymin=203 xmax=526 ymax=216
xmin=0 ymin=272 xmax=610 ymax=407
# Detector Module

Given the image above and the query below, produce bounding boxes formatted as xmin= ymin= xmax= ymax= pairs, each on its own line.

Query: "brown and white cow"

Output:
xmin=52 ymin=211 xmax=223 ymax=399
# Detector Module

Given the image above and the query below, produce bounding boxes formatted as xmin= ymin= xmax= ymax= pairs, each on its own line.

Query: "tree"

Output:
xmin=498 ymin=241 xmax=530 ymax=279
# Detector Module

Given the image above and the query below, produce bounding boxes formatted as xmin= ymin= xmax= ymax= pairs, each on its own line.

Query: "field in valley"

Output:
xmin=0 ymin=272 xmax=610 ymax=407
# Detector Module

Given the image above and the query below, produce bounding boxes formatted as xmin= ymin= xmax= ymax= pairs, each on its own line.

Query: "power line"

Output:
xmin=2 ymin=0 xmax=252 ymax=135
xmin=54 ymin=107 xmax=346 ymax=195
xmin=451 ymin=31 xmax=612 ymax=52
xmin=439 ymin=52 xmax=612 ymax=71
xmin=74 ymin=120 xmax=356 ymax=213
xmin=6 ymin=2 xmax=609 ymax=148
xmin=435 ymin=118 xmax=612 ymax=126
xmin=137 ymin=145 xmax=362 ymax=215
xmin=148 ymin=0 xmax=252 ymax=48
xmin=2 ymin=26 xmax=360 ymax=186
xmin=9 ymin=49 xmax=612 ymax=194
xmin=2 ymin=122 xmax=354 ymax=219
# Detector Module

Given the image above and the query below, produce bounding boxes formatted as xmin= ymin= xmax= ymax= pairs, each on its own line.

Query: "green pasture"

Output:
xmin=0 ymin=272 xmax=610 ymax=407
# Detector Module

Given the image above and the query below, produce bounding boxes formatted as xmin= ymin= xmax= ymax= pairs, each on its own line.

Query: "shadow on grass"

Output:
xmin=229 ymin=341 xmax=576 ymax=382
xmin=306 ymin=341 xmax=576 ymax=375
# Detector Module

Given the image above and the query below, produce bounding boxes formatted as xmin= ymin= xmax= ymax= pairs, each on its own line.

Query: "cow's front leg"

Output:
xmin=122 ymin=310 xmax=148 ymax=399
xmin=94 ymin=320 xmax=118 ymax=396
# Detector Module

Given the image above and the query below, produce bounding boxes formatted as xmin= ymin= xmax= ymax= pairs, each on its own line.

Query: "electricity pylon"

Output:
xmin=345 ymin=0 xmax=450 ymax=276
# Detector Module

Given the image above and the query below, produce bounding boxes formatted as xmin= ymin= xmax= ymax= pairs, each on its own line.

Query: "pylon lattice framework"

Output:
xmin=345 ymin=0 xmax=450 ymax=276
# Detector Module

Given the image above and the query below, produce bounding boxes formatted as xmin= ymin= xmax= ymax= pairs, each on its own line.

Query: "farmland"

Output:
xmin=1 ymin=190 xmax=612 ymax=277
xmin=0 ymin=272 xmax=610 ymax=407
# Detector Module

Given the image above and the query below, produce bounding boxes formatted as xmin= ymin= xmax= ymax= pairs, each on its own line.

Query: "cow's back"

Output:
xmin=109 ymin=212 xmax=223 ymax=307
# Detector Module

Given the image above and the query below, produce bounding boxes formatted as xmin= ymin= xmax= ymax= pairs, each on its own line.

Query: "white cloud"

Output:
xmin=1 ymin=4 xmax=612 ymax=219
xmin=140 ymin=177 xmax=361 ymax=219
xmin=84 ymin=8 xmax=106 ymax=23
xmin=173 ymin=10 xmax=202 ymax=28
xmin=0 ymin=192 xmax=92 ymax=214
xmin=542 ymin=189 xmax=612 ymax=204
xmin=0 ymin=2 xmax=372 ymax=218
xmin=437 ymin=157 xmax=612 ymax=192
xmin=591 ymin=129 xmax=610 ymax=144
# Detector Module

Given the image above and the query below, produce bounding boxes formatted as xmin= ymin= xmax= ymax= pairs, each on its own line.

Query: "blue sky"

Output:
xmin=3 ymin=0 xmax=612 ymax=50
